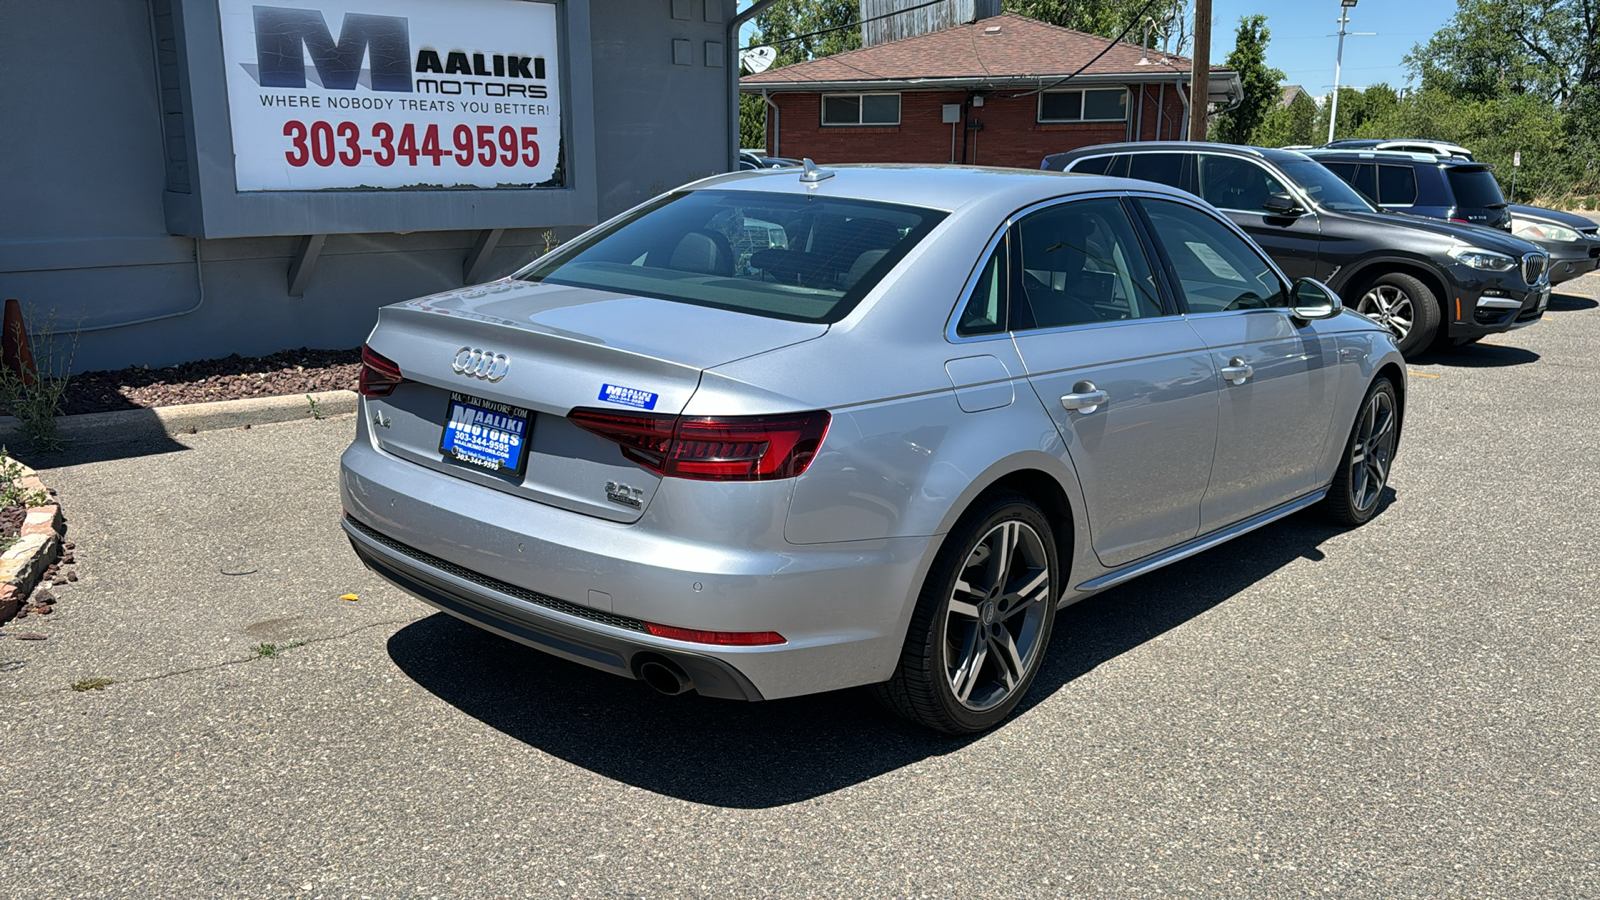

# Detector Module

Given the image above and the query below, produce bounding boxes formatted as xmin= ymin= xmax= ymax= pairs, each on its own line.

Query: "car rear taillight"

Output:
xmin=1450 ymin=217 xmax=1472 ymax=224
xmin=359 ymin=345 xmax=403 ymax=397
xmin=568 ymin=408 xmax=830 ymax=481
xmin=644 ymin=623 xmax=787 ymax=645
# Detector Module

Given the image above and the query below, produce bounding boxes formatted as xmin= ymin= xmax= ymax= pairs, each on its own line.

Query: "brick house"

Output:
xmin=741 ymin=12 xmax=1239 ymax=170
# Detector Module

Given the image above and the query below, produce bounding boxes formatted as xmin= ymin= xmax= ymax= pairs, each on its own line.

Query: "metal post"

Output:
xmin=1328 ymin=1 xmax=1356 ymax=144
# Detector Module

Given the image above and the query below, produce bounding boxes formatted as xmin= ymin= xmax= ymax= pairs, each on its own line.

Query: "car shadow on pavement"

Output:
xmin=386 ymin=502 xmax=1373 ymax=809
xmin=1548 ymin=290 xmax=1598 ymax=312
xmin=1412 ymin=342 xmax=1539 ymax=368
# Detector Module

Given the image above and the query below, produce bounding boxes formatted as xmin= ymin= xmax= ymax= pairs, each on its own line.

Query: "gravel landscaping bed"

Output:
xmin=44 ymin=347 xmax=360 ymax=416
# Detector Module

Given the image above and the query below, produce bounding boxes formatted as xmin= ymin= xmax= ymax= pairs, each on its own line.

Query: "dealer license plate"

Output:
xmin=1536 ymin=286 xmax=1550 ymax=314
xmin=439 ymin=392 xmax=531 ymax=478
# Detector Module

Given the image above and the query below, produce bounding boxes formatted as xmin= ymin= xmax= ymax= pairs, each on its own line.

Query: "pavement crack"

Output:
xmin=12 ymin=618 xmax=416 ymax=701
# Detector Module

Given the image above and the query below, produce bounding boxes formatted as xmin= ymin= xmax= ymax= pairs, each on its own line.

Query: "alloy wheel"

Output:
xmin=1349 ymin=388 xmax=1397 ymax=512
xmin=944 ymin=520 xmax=1052 ymax=711
xmin=1357 ymin=284 xmax=1415 ymax=341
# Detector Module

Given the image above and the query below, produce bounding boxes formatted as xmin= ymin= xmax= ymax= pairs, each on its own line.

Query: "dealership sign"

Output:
xmin=219 ymin=0 xmax=562 ymax=191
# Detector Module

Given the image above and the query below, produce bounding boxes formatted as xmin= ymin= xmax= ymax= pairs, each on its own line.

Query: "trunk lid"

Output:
xmin=365 ymin=279 xmax=827 ymax=522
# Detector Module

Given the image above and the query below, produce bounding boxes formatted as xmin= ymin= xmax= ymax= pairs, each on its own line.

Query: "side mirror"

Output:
xmin=1262 ymin=192 xmax=1303 ymax=216
xmin=1290 ymin=278 xmax=1342 ymax=320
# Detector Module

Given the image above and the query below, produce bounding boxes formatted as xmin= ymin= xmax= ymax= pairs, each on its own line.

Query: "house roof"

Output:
xmin=1280 ymin=84 xmax=1308 ymax=106
xmin=742 ymin=12 xmax=1226 ymax=91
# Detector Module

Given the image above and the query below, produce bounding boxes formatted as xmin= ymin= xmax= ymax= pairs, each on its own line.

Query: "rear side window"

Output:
xmin=1012 ymin=197 xmax=1165 ymax=330
xmin=1136 ymin=198 xmax=1287 ymax=313
xmin=518 ymin=190 xmax=946 ymax=324
xmin=1125 ymin=153 xmax=1191 ymax=190
xmin=1378 ymin=164 xmax=1419 ymax=206
xmin=1446 ymin=167 xmax=1506 ymax=209
xmin=1324 ymin=162 xmax=1377 ymax=203
xmin=956 ymin=237 xmax=1008 ymax=337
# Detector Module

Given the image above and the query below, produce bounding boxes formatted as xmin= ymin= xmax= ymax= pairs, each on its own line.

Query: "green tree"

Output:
xmin=753 ymin=0 xmax=862 ymax=68
xmin=1004 ymin=0 xmax=1191 ymax=54
xmin=1255 ymin=89 xmax=1317 ymax=148
xmin=1210 ymin=15 xmax=1283 ymax=145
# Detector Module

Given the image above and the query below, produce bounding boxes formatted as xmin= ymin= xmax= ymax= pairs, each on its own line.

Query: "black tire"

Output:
xmin=873 ymin=491 xmax=1059 ymax=734
xmin=1321 ymin=377 xmax=1399 ymax=526
xmin=1355 ymin=273 xmax=1440 ymax=356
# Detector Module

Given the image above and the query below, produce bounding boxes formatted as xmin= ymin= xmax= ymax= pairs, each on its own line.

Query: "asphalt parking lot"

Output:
xmin=4 ymin=274 xmax=1598 ymax=898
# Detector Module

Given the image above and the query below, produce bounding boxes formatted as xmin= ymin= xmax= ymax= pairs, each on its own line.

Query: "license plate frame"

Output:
xmin=439 ymin=392 xmax=532 ymax=479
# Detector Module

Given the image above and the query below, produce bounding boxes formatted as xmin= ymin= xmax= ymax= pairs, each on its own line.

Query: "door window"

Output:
xmin=1012 ymin=197 xmax=1165 ymax=330
xmin=1137 ymin=198 xmax=1288 ymax=313
xmin=1196 ymin=155 xmax=1292 ymax=214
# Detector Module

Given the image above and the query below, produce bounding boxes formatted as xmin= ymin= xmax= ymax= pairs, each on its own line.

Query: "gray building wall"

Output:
xmin=0 ymin=0 xmax=738 ymax=373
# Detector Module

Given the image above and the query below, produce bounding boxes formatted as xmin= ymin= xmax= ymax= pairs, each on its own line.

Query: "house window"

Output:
xmin=822 ymin=93 xmax=901 ymax=126
xmin=1038 ymin=88 xmax=1128 ymax=123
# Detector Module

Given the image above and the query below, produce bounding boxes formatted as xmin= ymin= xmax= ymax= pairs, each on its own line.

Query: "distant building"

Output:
xmin=741 ymin=11 xmax=1239 ymax=169
xmin=1280 ymin=85 xmax=1309 ymax=108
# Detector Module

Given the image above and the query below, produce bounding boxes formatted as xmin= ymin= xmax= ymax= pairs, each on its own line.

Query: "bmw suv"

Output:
xmin=1042 ymin=143 xmax=1550 ymax=354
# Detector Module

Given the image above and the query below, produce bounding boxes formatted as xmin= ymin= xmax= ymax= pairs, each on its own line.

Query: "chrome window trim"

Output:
xmin=1059 ymin=153 xmax=1116 ymax=174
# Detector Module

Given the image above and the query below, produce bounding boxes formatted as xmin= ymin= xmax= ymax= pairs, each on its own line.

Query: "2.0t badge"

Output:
xmin=452 ymin=347 xmax=510 ymax=382
xmin=605 ymin=481 xmax=645 ymax=509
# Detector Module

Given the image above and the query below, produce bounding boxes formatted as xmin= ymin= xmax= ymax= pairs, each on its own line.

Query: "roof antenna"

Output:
xmin=799 ymin=158 xmax=834 ymax=184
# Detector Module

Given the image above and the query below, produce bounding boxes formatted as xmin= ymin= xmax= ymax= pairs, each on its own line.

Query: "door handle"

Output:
xmin=1060 ymin=381 xmax=1108 ymax=414
xmin=1220 ymin=357 xmax=1254 ymax=385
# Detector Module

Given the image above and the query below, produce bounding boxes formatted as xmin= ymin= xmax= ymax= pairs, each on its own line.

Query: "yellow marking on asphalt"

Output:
xmin=1408 ymin=371 xmax=1441 ymax=378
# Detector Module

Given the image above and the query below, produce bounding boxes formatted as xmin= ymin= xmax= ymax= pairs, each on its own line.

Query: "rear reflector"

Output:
xmin=645 ymin=623 xmax=787 ymax=645
xmin=569 ymin=407 xmax=830 ymax=481
xmin=359 ymin=345 xmax=403 ymax=397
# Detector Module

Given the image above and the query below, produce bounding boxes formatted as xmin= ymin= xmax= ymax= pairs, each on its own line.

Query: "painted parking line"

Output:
xmin=1408 ymin=371 xmax=1441 ymax=379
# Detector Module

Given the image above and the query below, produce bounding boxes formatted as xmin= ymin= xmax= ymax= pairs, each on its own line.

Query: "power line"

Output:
xmin=999 ymin=0 xmax=1164 ymax=98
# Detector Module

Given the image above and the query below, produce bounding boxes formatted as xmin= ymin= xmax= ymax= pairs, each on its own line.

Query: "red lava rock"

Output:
xmin=34 ymin=347 xmax=361 ymax=416
xmin=66 ymin=572 xmax=78 ymax=582
xmin=14 ymin=632 xmax=46 ymax=640
xmin=35 ymin=605 xmax=52 ymax=615
xmin=33 ymin=588 xmax=56 ymax=605
xmin=64 ymin=541 xmax=75 ymax=550
xmin=63 ymin=554 xmax=75 ymax=564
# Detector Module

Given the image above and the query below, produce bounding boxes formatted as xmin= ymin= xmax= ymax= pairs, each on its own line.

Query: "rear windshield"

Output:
xmin=1277 ymin=160 xmax=1376 ymax=213
xmin=1446 ymin=168 xmax=1507 ymax=209
xmin=516 ymin=190 xmax=947 ymax=324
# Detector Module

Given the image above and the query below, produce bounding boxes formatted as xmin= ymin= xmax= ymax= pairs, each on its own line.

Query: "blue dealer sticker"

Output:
xmin=599 ymin=383 xmax=659 ymax=410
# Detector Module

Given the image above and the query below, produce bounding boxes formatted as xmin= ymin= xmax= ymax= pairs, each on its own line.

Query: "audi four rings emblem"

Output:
xmin=452 ymin=347 xmax=510 ymax=382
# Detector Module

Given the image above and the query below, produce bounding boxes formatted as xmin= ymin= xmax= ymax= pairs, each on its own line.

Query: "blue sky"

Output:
xmin=1205 ymin=1 xmax=1461 ymax=96
xmin=738 ymin=1 xmax=1465 ymax=97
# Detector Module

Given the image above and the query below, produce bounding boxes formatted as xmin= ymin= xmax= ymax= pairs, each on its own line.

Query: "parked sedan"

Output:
xmin=1511 ymin=205 xmax=1600 ymax=285
xmin=342 ymin=164 xmax=1405 ymax=733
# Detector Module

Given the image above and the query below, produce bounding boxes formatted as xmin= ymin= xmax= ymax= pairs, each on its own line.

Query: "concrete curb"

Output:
xmin=0 ymin=389 xmax=358 ymax=449
xmin=0 ymin=457 xmax=65 ymax=624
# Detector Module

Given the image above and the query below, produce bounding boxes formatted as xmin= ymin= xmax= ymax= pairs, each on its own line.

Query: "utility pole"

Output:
xmin=1189 ymin=0 xmax=1212 ymax=141
xmin=1328 ymin=0 xmax=1359 ymax=144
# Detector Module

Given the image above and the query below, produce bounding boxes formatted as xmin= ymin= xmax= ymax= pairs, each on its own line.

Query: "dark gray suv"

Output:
xmin=1042 ymin=143 xmax=1551 ymax=354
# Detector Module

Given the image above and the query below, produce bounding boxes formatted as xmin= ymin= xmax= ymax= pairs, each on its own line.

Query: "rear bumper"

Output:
xmin=346 ymin=517 xmax=764 ymax=700
xmin=340 ymin=436 xmax=933 ymax=700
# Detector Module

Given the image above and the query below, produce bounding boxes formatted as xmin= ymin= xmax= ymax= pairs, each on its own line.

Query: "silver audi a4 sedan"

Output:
xmin=341 ymin=163 xmax=1406 ymax=733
